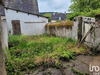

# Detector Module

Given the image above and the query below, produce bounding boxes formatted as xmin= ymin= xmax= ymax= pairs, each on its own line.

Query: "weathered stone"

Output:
xmin=46 ymin=21 xmax=78 ymax=40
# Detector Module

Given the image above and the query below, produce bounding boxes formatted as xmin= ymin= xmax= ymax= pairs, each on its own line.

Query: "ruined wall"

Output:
xmin=46 ymin=21 xmax=78 ymax=40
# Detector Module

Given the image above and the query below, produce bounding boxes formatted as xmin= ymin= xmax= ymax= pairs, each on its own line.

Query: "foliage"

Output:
xmin=68 ymin=0 xmax=100 ymax=20
xmin=67 ymin=12 xmax=80 ymax=20
xmin=56 ymin=20 xmax=61 ymax=22
xmin=81 ymin=9 xmax=100 ymax=17
xmin=91 ymin=42 xmax=100 ymax=55
xmin=6 ymin=35 xmax=88 ymax=74
xmin=43 ymin=13 xmax=51 ymax=22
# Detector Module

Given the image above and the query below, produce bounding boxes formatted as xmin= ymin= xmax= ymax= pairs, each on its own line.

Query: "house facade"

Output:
xmin=51 ymin=13 xmax=67 ymax=22
xmin=5 ymin=8 xmax=48 ymax=35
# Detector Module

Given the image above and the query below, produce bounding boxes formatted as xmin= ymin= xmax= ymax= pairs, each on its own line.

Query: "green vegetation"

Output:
xmin=67 ymin=0 xmax=100 ymax=20
xmin=43 ymin=13 xmax=51 ymax=22
xmin=5 ymin=34 xmax=89 ymax=74
xmin=56 ymin=20 xmax=61 ymax=22
xmin=72 ymin=68 xmax=89 ymax=75
xmin=43 ymin=13 xmax=51 ymax=18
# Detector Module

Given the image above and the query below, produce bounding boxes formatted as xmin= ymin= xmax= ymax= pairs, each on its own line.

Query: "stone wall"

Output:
xmin=46 ymin=21 xmax=78 ymax=40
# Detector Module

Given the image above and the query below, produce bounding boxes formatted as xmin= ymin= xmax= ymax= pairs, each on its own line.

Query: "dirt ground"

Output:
xmin=25 ymin=54 xmax=100 ymax=75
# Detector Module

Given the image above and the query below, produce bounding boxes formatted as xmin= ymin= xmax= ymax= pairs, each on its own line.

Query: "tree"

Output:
xmin=68 ymin=0 xmax=100 ymax=20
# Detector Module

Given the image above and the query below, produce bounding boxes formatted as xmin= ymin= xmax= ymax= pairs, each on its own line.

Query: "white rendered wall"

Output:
xmin=5 ymin=9 xmax=48 ymax=35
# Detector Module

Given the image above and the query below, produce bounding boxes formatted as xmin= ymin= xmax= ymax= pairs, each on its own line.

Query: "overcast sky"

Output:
xmin=38 ymin=0 xmax=71 ymax=13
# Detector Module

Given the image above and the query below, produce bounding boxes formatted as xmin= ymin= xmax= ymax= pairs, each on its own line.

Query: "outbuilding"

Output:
xmin=5 ymin=8 xmax=48 ymax=35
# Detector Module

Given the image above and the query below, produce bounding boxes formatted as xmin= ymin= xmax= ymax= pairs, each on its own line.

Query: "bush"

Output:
xmin=81 ymin=9 xmax=100 ymax=17
xmin=67 ymin=12 xmax=80 ymax=20
xmin=67 ymin=8 xmax=100 ymax=20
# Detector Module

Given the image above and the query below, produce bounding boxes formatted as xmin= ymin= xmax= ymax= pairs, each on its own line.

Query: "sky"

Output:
xmin=38 ymin=0 xmax=71 ymax=13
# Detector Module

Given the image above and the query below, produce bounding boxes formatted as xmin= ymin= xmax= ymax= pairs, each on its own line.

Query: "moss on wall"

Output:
xmin=46 ymin=20 xmax=74 ymax=27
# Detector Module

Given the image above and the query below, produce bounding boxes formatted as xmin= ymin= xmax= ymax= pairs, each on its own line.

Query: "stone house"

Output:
xmin=51 ymin=13 xmax=67 ymax=22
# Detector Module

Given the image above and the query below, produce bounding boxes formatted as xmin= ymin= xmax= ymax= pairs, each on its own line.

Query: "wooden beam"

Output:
xmin=77 ymin=26 xmax=94 ymax=47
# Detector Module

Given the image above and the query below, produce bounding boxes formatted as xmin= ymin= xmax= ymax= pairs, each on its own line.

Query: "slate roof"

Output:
xmin=0 ymin=0 xmax=39 ymax=15
xmin=5 ymin=7 xmax=49 ymax=19
xmin=51 ymin=13 xmax=67 ymax=20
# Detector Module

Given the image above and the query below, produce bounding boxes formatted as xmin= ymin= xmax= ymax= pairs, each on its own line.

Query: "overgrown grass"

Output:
xmin=6 ymin=34 xmax=89 ymax=75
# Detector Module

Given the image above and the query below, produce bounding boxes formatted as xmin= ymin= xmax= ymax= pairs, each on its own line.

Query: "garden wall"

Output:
xmin=46 ymin=21 xmax=78 ymax=40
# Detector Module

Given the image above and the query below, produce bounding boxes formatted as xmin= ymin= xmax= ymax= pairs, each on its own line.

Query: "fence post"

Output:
xmin=0 ymin=15 xmax=6 ymax=75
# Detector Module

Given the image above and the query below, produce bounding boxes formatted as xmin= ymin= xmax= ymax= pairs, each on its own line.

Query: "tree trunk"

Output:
xmin=0 ymin=15 xmax=6 ymax=75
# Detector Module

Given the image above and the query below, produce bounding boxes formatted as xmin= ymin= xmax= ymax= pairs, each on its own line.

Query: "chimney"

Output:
xmin=32 ymin=0 xmax=39 ymax=14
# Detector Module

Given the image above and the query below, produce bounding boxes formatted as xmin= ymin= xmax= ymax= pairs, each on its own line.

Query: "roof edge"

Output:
xmin=4 ymin=7 xmax=49 ymax=19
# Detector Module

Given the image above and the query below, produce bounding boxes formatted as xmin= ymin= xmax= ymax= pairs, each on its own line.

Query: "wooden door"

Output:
xmin=12 ymin=20 xmax=21 ymax=35
xmin=78 ymin=17 xmax=82 ymax=42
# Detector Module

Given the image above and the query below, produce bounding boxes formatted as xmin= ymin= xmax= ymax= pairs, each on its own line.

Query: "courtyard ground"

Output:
xmin=5 ymin=34 xmax=100 ymax=75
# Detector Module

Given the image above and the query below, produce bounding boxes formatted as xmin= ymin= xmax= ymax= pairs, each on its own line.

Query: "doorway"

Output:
xmin=12 ymin=20 xmax=21 ymax=35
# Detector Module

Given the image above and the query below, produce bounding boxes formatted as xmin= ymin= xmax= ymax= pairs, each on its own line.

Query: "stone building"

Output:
xmin=5 ymin=8 xmax=48 ymax=35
